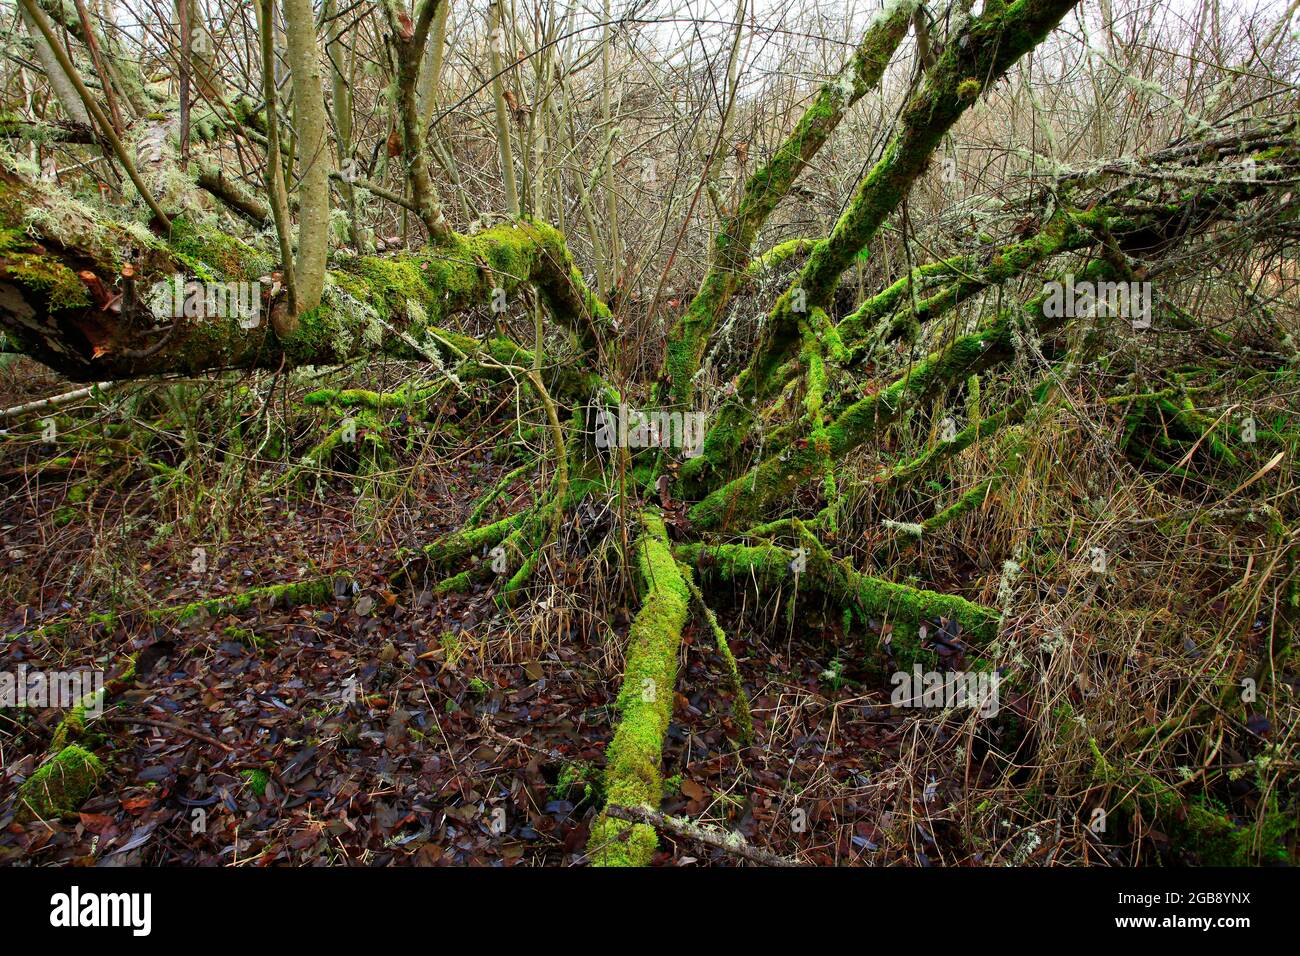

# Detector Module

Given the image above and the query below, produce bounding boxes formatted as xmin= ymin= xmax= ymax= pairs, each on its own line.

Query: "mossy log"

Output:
xmin=589 ymin=511 xmax=691 ymax=866
xmin=677 ymin=539 xmax=1000 ymax=646
xmin=0 ymin=170 xmax=611 ymax=381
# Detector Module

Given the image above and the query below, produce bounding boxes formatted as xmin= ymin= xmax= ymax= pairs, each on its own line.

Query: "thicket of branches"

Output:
xmin=0 ymin=0 xmax=1297 ymax=865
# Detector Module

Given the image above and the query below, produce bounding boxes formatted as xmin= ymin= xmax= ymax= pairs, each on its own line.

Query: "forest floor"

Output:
xmin=0 ymin=362 xmax=982 ymax=867
xmin=3 ymin=358 xmax=1290 ymax=867
xmin=0 ymin=468 xmax=973 ymax=867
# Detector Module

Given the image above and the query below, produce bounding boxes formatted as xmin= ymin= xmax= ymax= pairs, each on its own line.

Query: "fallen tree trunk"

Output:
xmin=0 ymin=171 xmax=611 ymax=382
xmin=589 ymin=511 xmax=692 ymax=867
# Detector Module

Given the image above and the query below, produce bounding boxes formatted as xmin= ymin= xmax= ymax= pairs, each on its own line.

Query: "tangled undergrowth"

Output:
xmin=1 ymin=330 xmax=1294 ymax=865
xmin=1 ymin=0 xmax=1297 ymax=869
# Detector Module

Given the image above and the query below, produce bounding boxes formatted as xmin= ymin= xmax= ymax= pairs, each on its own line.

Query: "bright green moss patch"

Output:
xmin=590 ymin=512 xmax=691 ymax=867
xmin=587 ymin=815 xmax=659 ymax=867
xmin=16 ymin=745 xmax=105 ymax=822
xmin=167 ymin=216 xmax=273 ymax=278
xmin=241 ymin=768 xmax=271 ymax=797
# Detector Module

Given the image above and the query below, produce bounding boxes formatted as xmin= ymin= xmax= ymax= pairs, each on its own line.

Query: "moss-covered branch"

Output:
xmin=693 ymin=0 xmax=1080 ymax=480
xmin=837 ymin=205 xmax=1103 ymax=350
xmin=688 ymin=261 xmax=1114 ymax=530
xmin=661 ymin=0 xmax=917 ymax=410
xmin=0 ymin=170 xmax=611 ymax=381
xmin=677 ymin=536 xmax=999 ymax=644
xmin=589 ymin=511 xmax=691 ymax=866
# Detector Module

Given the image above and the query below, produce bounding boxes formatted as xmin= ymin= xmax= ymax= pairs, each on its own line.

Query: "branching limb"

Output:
xmin=602 ymin=804 xmax=797 ymax=866
xmin=678 ymin=536 xmax=999 ymax=646
xmin=661 ymin=0 xmax=919 ymax=411
xmin=681 ymin=569 xmax=754 ymax=744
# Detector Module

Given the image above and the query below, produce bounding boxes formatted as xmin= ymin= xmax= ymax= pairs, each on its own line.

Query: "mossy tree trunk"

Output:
xmin=0 ymin=171 xmax=610 ymax=383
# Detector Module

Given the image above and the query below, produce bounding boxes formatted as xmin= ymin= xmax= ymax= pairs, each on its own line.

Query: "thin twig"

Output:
xmin=603 ymin=804 xmax=801 ymax=866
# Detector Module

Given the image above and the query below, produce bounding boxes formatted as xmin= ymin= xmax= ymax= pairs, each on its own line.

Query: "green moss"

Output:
xmin=354 ymin=254 xmax=432 ymax=311
xmin=3 ymin=252 xmax=91 ymax=310
xmin=166 ymin=216 xmax=273 ymax=279
xmin=65 ymin=611 xmax=117 ymax=636
xmin=168 ymin=575 xmax=342 ymax=625
xmin=679 ymin=539 xmax=999 ymax=645
xmin=224 ymin=625 xmax=267 ymax=649
xmin=692 ymin=261 xmax=1112 ymax=531
xmin=661 ymin=1 xmax=916 ymax=410
xmin=116 ymin=650 xmax=137 ymax=683
xmin=885 ymin=620 xmax=938 ymax=670
xmin=553 ymin=761 xmax=600 ymax=804
xmin=590 ymin=512 xmax=691 ymax=867
xmin=303 ymin=383 xmax=443 ymax=409
xmin=439 ymin=630 xmax=464 ymax=666
xmin=50 ymin=705 xmax=87 ymax=750
xmin=241 ymin=767 xmax=270 ymax=797
xmin=588 ymin=815 xmax=659 ymax=867
xmin=745 ymin=238 xmax=817 ymax=278
xmin=1091 ymin=742 xmax=1296 ymax=865
xmin=16 ymin=745 xmax=105 ymax=822
xmin=274 ymin=219 xmax=608 ymax=367
xmin=720 ymin=0 xmax=1081 ymax=432
xmin=421 ymin=512 xmax=527 ymax=571
xmin=679 ymin=395 xmax=756 ymax=494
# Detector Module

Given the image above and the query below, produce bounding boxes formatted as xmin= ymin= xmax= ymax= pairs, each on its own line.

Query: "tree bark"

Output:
xmin=283 ymin=0 xmax=332 ymax=312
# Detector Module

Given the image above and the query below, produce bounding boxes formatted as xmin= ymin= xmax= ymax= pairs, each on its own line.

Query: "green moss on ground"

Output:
xmin=50 ymin=702 xmax=97 ymax=750
xmin=16 ymin=745 xmax=105 ymax=822
xmin=241 ymin=768 xmax=271 ymax=797
xmin=1091 ymin=741 xmax=1296 ymax=865
xmin=224 ymin=625 xmax=267 ymax=649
